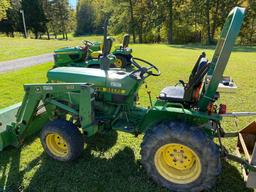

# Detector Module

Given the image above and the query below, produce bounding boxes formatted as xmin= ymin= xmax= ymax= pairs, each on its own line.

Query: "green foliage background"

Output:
xmin=0 ymin=0 xmax=255 ymax=44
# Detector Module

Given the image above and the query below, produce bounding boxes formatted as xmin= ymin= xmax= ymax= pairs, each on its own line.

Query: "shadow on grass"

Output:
xmin=212 ymin=161 xmax=254 ymax=192
xmin=0 ymin=132 xmax=254 ymax=192
xmin=0 ymin=136 xmax=40 ymax=192
xmin=167 ymin=44 xmax=256 ymax=52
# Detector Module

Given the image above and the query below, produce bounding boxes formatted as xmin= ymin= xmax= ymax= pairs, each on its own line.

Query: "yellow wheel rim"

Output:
xmin=154 ymin=143 xmax=201 ymax=184
xmin=46 ymin=133 xmax=69 ymax=157
xmin=114 ymin=58 xmax=123 ymax=68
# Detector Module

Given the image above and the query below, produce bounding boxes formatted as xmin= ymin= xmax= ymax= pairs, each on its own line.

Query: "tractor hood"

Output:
xmin=54 ymin=46 xmax=82 ymax=54
xmin=47 ymin=67 xmax=138 ymax=95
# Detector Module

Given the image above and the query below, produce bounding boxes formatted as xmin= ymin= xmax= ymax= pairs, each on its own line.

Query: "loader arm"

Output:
xmin=0 ymin=83 xmax=94 ymax=151
xmin=198 ymin=7 xmax=245 ymax=111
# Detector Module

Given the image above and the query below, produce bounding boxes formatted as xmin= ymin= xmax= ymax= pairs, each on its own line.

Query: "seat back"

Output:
xmin=102 ymin=37 xmax=113 ymax=55
xmin=183 ymin=58 xmax=210 ymax=103
xmin=123 ymin=34 xmax=130 ymax=48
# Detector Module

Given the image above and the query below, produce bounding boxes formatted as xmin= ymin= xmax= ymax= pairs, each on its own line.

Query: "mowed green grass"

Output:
xmin=0 ymin=44 xmax=256 ymax=192
xmin=0 ymin=36 xmax=103 ymax=62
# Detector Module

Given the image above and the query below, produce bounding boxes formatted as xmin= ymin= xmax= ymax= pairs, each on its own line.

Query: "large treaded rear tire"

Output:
xmin=141 ymin=121 xmax=221 ymax=192
xmin=41 ymin=119 xmax=84 ymax=161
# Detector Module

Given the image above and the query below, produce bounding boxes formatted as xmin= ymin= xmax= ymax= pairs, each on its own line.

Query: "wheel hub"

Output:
xmin=154 ymin=143 xmax=201 ymax=184
xmin=162 ymin=144 xmax=195 ymax=171
xmin=114 ymin=58 xmax=122 ymax=67
xmin=46 ymin=133 xmax=68 ymax=157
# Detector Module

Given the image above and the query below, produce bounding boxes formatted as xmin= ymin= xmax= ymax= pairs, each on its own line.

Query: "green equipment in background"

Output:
xmin=0 ymin=7 xmax=255 ymax=192
xmin=53 ymin=20 xmax=133 ymax=69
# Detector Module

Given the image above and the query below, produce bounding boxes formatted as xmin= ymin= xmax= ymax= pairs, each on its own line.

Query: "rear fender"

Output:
xmin=138 ymin=107 xmax=219 ymax=133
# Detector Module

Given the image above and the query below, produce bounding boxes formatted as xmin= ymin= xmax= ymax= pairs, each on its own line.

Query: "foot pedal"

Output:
xmin=236 ymin=121 xmax=256 ymax=188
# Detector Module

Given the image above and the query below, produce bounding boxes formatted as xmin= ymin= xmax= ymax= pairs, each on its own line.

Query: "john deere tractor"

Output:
xmin=0 ymin=7 xmax=255 ymax=192
xmin=53 ymin=20 xmax=132 ymax=69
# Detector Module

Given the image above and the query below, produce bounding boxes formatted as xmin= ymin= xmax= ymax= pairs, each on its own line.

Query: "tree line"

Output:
xmin=0 ymin=0 xmax=255 ymax=45
xmin=75 ymin=0 xmax=256 ymax=45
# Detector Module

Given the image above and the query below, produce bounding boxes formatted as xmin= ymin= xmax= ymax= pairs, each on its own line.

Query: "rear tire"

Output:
xmin=112 ymin=55 xmax=128 ymax=68
xmin=141 ymin=121 xmax=221 ymax=192
xmin=41 ymin=119 xmax=84 ymax=161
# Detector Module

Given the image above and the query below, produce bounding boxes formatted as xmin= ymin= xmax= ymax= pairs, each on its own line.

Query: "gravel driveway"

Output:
xmin=0 ymin=53 xmax=54 ymax=73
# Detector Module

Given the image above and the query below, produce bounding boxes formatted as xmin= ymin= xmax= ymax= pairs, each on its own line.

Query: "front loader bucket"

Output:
xmin=0 ymin=103 xmax=20 ymax=151
xmin=236 ymin=121 xmax=256 ymax=188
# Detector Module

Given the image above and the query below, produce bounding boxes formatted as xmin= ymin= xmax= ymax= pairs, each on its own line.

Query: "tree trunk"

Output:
xmin=221 ymin=0 xmax=225 ymax=21
xmin=156 ymin=27 xmax=161 ymax=43
xmin=250 ymin=17 xmax=255 ymax=46
xmin=46 ymin=28 xmax=50 ymax=40
xmin=206 ymin=0 xmax=212 ymax=44
xmin=129 ymin=0 xmax=136 ymax=43
xmin=167 ymin=0 xmax=173 ymax=44
xmin=35 ymin=32 xmax=38 ymax=39
xmin=211 ymin=0 xmax=219 ymax=41
xmin=62 ymin=32 xmax=65 ymax=39
xmin=65 ymin=33 xmax=68 ymax=40
xmin=138 ymin=22 xmax=143 ymax=43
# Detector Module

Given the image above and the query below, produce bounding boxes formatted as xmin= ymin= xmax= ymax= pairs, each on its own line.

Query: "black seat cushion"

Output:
xmin=159 ymin=86 xmax=184 ymax=102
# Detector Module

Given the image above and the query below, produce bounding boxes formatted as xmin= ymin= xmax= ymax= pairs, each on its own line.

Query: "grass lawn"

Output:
xmin=0 ymin=35 xmax=103 ymax=62
xmin=0 ymin=44 xmax=256 ymax=192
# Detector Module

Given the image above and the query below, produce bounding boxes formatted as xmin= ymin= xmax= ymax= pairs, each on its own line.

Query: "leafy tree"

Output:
xmin=75 ymin=0 xmax=95 ymax=35
xmin=21 ymin=0 xmax=47 ymax=38
xmin=0 ymin=0 xmax=11 ymax=21
xmin=0 ymin=0 xmax=22 ymax=37
xmin=240 ymin=0 xmax=256 ymax=45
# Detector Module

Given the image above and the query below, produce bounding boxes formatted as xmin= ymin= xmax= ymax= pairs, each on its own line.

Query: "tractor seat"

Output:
xmin=159 ymin=86 xmax=184 ymax=102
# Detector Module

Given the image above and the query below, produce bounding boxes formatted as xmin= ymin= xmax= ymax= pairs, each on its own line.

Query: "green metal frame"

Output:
xmin=0 ymin=83 xmax=94 ymax=150
xmin=198 ymin=7 xmax=245 ymax=111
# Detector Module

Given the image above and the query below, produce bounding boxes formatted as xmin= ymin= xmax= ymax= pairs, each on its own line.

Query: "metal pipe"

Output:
xmin=20 ymin=10 xmax=27 ymax=38
xmin=221 ymin=112 xmax=256 ymax=117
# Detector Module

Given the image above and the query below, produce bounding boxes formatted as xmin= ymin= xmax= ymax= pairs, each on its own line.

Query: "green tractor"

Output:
xmin=83 ymin=33 xmax=133 ymax=68
xmin=0 ymin=7 xmax=256 ymax=191
xmin=53 ymin=20 xmax=133 ymax=69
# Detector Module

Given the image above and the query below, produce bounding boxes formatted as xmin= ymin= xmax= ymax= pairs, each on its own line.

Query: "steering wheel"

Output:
xmin=82 ymin=40 xmax=94 ymax=46
xmin=131 ymin=57 xmax=160 ymax=79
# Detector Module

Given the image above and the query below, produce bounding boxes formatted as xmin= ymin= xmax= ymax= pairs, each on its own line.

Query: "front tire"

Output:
xmin=141 ymin=121 xmax=221 ymax=192
xmin=41 ymin=119 xmax=84 ymax=161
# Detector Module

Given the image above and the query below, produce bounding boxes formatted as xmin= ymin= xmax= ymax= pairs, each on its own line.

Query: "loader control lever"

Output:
xmin=130 ymin=57 xmax=160 ymax=79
